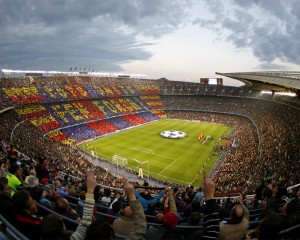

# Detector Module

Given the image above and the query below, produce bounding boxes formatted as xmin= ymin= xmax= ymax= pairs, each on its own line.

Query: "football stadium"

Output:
xmin=0 ymin=70 xmax=300 ymax=239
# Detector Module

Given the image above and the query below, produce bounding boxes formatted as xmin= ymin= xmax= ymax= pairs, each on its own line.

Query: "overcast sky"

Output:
xmin=1 ymin=0 xmax=299 ymax=86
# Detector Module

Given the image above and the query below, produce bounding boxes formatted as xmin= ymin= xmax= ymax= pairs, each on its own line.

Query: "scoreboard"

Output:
xmin=200 ymin=78 xmax=223 ymax=85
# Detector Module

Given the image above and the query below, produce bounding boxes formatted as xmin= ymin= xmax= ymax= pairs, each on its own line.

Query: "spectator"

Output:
xmin=113 ymin=206 xmax=134 ymax=237
xmin=101 ymin=188 xmax=112 ymax=206
xmin=218 ymin=195 xmax=250 ymax=240
xmin=25 ymin=169 xmax=37 ymax=185
xmin=55 ymin=198 xmax=79 ymax=221
xmin=39 ymin=188 xmax=55 ymax=210
xmin=173 ymin=187 xmax=189 ymax=214
xmin=247 ymin=210 xmax=283 ymax=240
xmin=76 ymin=190 xmax=86 ymax=218
xmin=66 ymin=186 xmax=78 ymax=205
xmin=12 ymin=190 xmax=42 ymax=239
xmin=282 ymin=188 xmax=300 ymax=228
xmin=0 ymin=177 xmax=15 ymax=223
xmin=86 ymin=177 xmax=147 ymax=240
xmin=135 ymin=189 xmax=165 ymax=211
xmin=25 ymin=176 xmax=47 ymax=204
xmin=6 ymin=163 xmax=25 ymax=195
xmin=40 ymin=170 xmax=96 ymax=240
xmin=58 ymin=181 xmax=69 ymax=198
xmin=201 ymin=171 xmax=220 ymax=239
xmin=93 ymin=185 xmax=101 ymax=202
xmin=0 ymin=160 xmax=7 ymax=178
xmin=193 ymin=186 xmax=204 ymax=206
xmin=145 ymin=202 xmax=159 ymax=220
xmin=37 ymin=158 xmax=50 ymax=181
xmin=54 ymin=197 xmax=79 ymax=231
xmin=145 ymin=187 xmax=180 ymax=239
xmin=106 ymin=200 xmax=122 ymax=224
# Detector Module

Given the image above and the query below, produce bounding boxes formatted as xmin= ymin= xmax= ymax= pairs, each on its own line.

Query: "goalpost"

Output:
xmin=112 ymin=154 xmax=128 ymax=167
xmin=112 ymin=154 xmax=128 ymax=177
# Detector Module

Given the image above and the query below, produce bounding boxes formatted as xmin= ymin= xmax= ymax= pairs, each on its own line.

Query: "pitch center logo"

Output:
xmin=160 ymin=130 xmax=187 ymax=139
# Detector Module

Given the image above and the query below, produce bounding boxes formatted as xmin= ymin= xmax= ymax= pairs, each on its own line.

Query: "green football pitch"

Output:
xmin=79 ymin=119 xmax=231 ymax=185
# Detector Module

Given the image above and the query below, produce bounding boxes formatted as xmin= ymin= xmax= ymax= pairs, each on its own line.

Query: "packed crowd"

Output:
xmin=3 ymin=86 xmax=165 ymax=142
xmin=3 ymin=75 xmax=299 ymax=112
xmin=0 ymin=141 xmax=300 ymax=239
xmin=0 ymin=76 xmax=160 ymax=110
xmin=0 ymin=75 xmax=299 ymax=239
xmin=0 ymin=77 xmax=299 ymax=192
xmin=163 ymin=95 xmax=300 ymax=193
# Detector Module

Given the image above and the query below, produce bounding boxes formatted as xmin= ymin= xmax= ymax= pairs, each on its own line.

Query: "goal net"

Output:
xmin=112 ymin=154 xmax=128 ymax=166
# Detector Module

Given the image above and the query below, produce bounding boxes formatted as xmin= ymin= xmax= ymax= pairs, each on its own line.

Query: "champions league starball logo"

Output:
xmin=160 ymin=130 xmax=187 ymax=139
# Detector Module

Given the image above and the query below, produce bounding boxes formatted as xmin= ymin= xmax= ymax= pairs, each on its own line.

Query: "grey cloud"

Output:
xmin=194 ymin=0 xmax=300 ymax=69
xmin=0 ymin=0 xmax=190 ymax=71
xmin=256 ymin=63 xmax=287 ymax=71
xmin=0 ymin=0 xmax=189 ymax=36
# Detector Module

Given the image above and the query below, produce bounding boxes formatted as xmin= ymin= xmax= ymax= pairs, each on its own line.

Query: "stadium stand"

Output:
xmin=0 ymin=74 xmax=299 ymax=239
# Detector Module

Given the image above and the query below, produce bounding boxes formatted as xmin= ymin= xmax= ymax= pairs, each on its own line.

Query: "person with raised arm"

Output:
xmin=145 ymin=187 xmax=181 ymax=240
xmin=40 ymin=170 xmax=96 ymax=240
xmin=201 ymin=170 xmax=220 ymax=239
xmin=85 ymin=177 xmax=147 ymax=240
xmin=123 ymin=177 xmax=147 ymax=240
xmin=218 ymin=193 xmax=250 ymax=240
xmin=134 ymin=188 xmax=165 ymax=211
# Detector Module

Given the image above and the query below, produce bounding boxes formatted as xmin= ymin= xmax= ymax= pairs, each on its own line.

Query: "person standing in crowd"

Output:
xmin=0 ymin=177 xmax=15 ymax=223
xmin=36 ymin=158 xmax=50 ymax=182
xmin=193 ymin=186 xmax=204 ymax=206
xmin=6 ymin=163 xmax=25 ymax=195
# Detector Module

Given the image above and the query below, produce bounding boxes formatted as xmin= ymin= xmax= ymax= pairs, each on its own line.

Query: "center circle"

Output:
xmin=160 ymin=130 xmax=187 ymax=139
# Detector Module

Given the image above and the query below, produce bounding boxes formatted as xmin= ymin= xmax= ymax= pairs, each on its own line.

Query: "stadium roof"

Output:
xmin=216 ymin=71 xmax=300 ymax=93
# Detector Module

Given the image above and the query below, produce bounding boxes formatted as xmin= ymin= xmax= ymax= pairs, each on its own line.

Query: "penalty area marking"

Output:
xmin=116 ymin=144 xmax=175 ymax=161
xmin=157 ymin=158 xmax=177 ymax=175
xmin=132 ymin=148 xmax=154 ymax=154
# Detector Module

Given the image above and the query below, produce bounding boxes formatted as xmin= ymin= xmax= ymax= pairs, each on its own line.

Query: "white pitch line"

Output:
xmin=96 ymin=145 xmax=115 ymax=151
xmin=117 ymin=144 xmax=175 ymax=160
xmin=132 ymin=148 xmax=154 ymax=154
xmin=158 ymin=159 xmax=177 ymax=175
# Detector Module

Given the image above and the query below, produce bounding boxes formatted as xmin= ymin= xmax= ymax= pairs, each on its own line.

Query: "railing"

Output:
xmin=0 ymin=214 xmax=29 ymax=240
xmin=278 ymin=223 xmax=300 ymax=238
